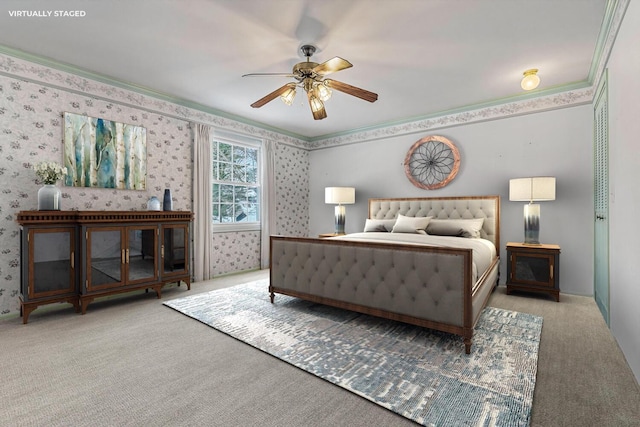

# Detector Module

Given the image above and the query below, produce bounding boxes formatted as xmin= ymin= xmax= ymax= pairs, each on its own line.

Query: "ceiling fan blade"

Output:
xmin=324 ymin=79 xmax=378 ymax=103
xmin=313 ymin=57 xmax=353 ymax=76
xmin=242 ymin=73 xmax=295 ymax=77
xmin=250 ymin=84 xmax=295 ymax=108
xmin=311 ymin=105 xmax=327 ymax=120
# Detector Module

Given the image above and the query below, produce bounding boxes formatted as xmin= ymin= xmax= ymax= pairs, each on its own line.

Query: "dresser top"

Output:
xmin=17 ymin=210 xmax=193 ymax=225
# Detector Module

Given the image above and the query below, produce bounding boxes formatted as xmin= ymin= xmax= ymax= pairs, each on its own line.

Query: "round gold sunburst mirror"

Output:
xmin=404 ymin=135 xmax=460 ymax=190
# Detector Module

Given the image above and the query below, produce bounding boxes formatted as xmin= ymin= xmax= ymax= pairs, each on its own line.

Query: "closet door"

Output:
xmin=594 ymin=69 xmax=610 ymax=326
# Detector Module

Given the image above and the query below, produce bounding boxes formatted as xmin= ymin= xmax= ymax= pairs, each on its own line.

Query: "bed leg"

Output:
xmin=269 ymin=291 xmax=274 ymax=304
xmin=464 ymin=338 xmax=472 ymax=354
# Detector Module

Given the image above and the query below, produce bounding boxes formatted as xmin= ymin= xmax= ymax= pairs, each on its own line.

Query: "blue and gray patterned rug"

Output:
xmin=164 ymin=280 xmax=542 ymax=426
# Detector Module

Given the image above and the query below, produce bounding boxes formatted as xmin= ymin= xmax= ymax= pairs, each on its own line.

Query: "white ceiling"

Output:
xmin=0 ymin=0 xmax=607 ymax=140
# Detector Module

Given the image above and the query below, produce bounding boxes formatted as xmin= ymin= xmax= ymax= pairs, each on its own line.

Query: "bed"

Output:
xmin=269 ymin=195 xmax=500 ymax=353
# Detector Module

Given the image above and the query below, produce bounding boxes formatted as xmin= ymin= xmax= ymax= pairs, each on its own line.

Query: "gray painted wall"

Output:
xmin=606 ymin=0 xmax=640 ymax=381
xmin=309 ymin=105 xmax=594 ymax=296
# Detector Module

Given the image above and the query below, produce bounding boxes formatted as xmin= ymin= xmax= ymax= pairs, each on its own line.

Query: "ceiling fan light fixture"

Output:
xmin=244 ymin=46 xmax=377 ymax=120
xmin=521 ymin=68 xmax=540 ymax=91
xmin=308 ymin=93 xmax=324 ymax=113
xmin=315 ymin=82 xmax=332 ymax=101
xmin=280 ymin=85 xmax=296 ymax=105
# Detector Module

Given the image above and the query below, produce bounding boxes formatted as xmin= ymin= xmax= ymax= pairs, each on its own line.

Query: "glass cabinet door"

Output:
xmin=127 ymin=226 xmax=159 ymax=284
xmin=162 ymin=224 xmax=188 ymax=277
xmin=512 ymin=253 xmax=554 ymax=287
xmin=87 ymin=227 xmax=124 ymax=290
xmin=29 ymin=227 xmax=75 ymax=299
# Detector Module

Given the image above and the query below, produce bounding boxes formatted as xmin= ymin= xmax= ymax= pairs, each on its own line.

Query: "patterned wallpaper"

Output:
xmin=210 ymin=142 xmax=310 ymax=276
xmin=211 ymin=231 xmax=261 ymax=275
xmin=0 ymin=76 xmax=192 ymax=315
xmin=0 ymin=54 xmax=311 ymax=317
xmin=275 ymin=143 xmax=310 ymax=236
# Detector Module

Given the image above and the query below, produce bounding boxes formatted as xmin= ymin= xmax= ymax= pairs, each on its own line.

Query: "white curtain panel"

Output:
xmin=260 ymin=139 xmax=276 ymax=269
xmin=192 ymin=123 xmax=213 ymax=281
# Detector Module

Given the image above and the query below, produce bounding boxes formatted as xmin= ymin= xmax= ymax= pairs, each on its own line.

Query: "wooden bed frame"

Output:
xmin=269 ymin=195 xmax=500 ymax=353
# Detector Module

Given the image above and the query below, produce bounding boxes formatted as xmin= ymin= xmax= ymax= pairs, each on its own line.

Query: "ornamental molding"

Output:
xmin=1 ymin=48 xmax=593 ymax=153
xmin=308 ymin=87 xmax=593 ymax=150
xmin=0 ymin=52 xmax=310 ymax=150
xmin=3 ymin=0 xmax=627 ymax=157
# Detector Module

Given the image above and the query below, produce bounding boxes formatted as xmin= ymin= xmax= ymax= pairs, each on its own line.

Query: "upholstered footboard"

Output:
xmin=270 ymin=235 xmax=494 ymax=353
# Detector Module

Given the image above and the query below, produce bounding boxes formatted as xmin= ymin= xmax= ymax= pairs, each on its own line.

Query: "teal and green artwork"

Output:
xmin=63 ymin=112 xmax=147 ymax=189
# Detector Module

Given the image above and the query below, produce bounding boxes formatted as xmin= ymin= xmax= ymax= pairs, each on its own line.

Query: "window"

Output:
xmin=212 ymin=138 xmax=260 ymax=229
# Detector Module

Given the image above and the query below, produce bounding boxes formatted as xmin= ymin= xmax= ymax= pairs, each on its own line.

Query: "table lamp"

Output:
xmin=325 ymin=187 xmax=355 ymax=235
xmin=509 ymin=177 xmax=556 ymax=245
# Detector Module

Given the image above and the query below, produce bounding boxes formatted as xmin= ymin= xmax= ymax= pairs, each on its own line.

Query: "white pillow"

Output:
xmin=363 ymin=219 xmax=396 ymax=232
xmin=426 ymin=218 xmax=485 ymax=238
xmin=391 ymin=215 xmax=432 ymax=234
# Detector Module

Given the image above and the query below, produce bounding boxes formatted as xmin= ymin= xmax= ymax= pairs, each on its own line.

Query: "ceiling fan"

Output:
xmin=243 ymin=45 xmax=378 ymax=120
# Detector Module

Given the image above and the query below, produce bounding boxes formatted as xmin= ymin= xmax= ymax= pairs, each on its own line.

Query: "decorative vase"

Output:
xmin=37 ymin=184 xmax=61 ymax=210
xmin=147 ymin=196 xmax=161 ymax=211
xmin=163 ymin=189 xmax=172 ymax=211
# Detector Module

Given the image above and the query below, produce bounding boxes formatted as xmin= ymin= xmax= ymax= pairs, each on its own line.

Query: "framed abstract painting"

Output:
xmin=63 ymin=112 xmax=147 ymax=190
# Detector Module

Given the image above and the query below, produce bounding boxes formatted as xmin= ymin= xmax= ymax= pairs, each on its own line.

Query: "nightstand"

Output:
xmin=318 ymin=232 xmax=345 ymax=238
xmin=506 ymin=242 xmax=561 ymax=302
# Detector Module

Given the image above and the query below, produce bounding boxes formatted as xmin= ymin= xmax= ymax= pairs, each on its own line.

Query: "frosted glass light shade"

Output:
xmin=280 ymin=86 xmax=296 ymax=105
xmin=325 ymin=187 xmax=355 ymax=205
xmin=509 ymin=177 xmax=556 ymax=202
xmin=309 ymin=94 xmax=324 ymax=113
xmin=521 ymin=69 xmax=540 ymax=90
xmin=316 ymin=83 xmax=332 ymax=101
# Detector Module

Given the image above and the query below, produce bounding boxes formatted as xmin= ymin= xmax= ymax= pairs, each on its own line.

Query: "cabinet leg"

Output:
xmin=71 ymin=298 xmax=81 ymax=313
xmin=22 ymin=305 xmax=37 ymax=324
xmin=79 ymin=297 xmax=93 ymax=315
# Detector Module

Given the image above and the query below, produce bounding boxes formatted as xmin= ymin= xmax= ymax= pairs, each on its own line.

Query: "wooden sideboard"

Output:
xmin=17 ymin=210 xmax=193 ymax=323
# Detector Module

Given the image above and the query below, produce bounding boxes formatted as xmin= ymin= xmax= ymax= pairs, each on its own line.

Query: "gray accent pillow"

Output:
xmin=363 ymin=219 xmax=396 ymax=232
xmin=426 ymin=218 xmax=485 ymax=238
xmin=391 ymin=215 xmax=432 ymax=234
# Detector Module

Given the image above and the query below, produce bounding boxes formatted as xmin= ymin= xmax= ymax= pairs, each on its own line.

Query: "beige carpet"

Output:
xmin=0 ymin=269 xmax=638 ymax=426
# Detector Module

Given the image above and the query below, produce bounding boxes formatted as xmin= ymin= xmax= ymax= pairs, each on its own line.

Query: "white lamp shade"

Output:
xmin=509 ymin=177 xmax=556 ymax=202
xmin=325 ymin=187 xmax=355 ymax=205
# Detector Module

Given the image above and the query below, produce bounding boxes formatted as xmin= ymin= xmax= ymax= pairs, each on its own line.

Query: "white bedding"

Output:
xmin=329 ymin=232 xmax=497 ymax=283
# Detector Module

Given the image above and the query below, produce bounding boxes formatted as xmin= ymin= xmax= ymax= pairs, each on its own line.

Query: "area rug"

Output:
xmin=164 ymin=280 xmax=543 ymax=426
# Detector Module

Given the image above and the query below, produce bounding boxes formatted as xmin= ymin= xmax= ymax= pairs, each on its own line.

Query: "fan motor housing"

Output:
xmin=293 ymin=61 xmax=319 ymax=78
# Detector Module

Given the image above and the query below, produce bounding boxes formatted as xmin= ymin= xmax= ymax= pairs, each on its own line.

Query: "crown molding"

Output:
xmin=308 ymin=86 xmax=594 ymax=149
xmin=0 ymin=47 xmax=311 ymax=150
xmin=0 ymin=0 xmax=627 ymax=151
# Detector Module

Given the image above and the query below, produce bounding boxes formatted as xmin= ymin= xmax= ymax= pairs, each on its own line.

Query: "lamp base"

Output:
xmin=523 ymin=203 xmax=541 ymax=245
xmin=334 ymin=205 xmax=346 ymax=235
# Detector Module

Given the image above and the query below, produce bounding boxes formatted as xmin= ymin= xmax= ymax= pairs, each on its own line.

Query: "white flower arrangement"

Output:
xmin=33 ymin=161 xmax=68 ymax=185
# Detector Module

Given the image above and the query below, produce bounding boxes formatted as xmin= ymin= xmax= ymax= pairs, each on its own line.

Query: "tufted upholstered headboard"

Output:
xmin=368 ymin=195 xmax=500 ymax=249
